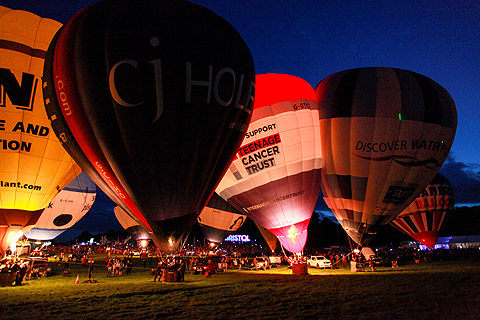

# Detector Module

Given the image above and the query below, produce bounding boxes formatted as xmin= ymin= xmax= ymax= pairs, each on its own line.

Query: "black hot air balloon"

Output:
xmin=43 ymin=0 xmax=255 ymax=254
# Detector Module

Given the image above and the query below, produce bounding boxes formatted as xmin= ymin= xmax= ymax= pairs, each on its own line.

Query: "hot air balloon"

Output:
xmin=216 ymin=73 xmax=322 ymax=254
xmin=114 ymin=206 xmax=151 ymax=248
xmin=24 ymin=172 xmax=97 ymax=241
xmin=198 ymin=193 xmax=247 ymax=243
xmin=391 ymin=173 xmax=454 ymax=248
xmin=255 ymin=222 xmax=278 ymax=254
xmin=42 ymin=0 xmax=255 ymax=254
xmin=0 ymin=6 xmax=80 ymax=257
xmin=316 ymin=67 xmax=457 ymax=247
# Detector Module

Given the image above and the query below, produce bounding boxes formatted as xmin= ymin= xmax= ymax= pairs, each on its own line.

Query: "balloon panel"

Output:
xmin=198 ymin=206 xmax=246 ymax=231
xmin=43 ymin=0 xmax=255 ymax=254
xmin=317 ymin=67 xmax=457 ymax=246
xmin=114 ymin=206 xmax=151 ymax=241
xmin=43 ymin=24 xmax=140 ymax=236
xmin=24 ymin=172 xmax=97 ymax=240
xmin=255 ymin=221 xmax=278 ymax=253
xmin=198 ymin=193 xmax=246 ymax=243
xmin=0 ymin=6 xmax=80 ymax=212
xmin=392 ymin=173 xmax=454 ymax=248
xmin=269 ymin=219 xmax=309 ymax=253
xmin=216 ymin=73 xmax=322 ymax=253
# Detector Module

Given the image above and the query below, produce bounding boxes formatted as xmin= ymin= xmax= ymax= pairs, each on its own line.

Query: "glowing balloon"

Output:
xmin=216 ymin=73 xmax=322 ymax=253
xmin=255 ymin=222 xmax=278 ymax=253
xmin=43 ymin=0 xmax=255 ymax=254
xmin=114 ymin=206 xmax=151 ymax=245
xmin=391 ymin=173 xmax=454 ymax=248
xmin=0 ymin=6 xmax=80 ymax=256
xmin=24 ymin=172 xmax=97 ymax=241
xmin=317 ymin=67 xmax=457 ymax=246
xmin=198 ymin=193 xmax=246 ymax=243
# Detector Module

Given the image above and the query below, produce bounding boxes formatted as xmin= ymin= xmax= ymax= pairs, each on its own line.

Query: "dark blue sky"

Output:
xmin=3 ymin=1 xmax=479 ymax=237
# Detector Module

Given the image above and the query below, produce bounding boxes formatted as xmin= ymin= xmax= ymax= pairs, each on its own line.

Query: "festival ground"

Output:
xmin=1 ymin=254 xmax=479 ymax=319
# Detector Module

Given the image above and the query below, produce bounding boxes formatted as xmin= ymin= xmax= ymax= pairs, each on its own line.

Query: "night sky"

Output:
xmin=3 ymin=1 xmax=479 ymax=239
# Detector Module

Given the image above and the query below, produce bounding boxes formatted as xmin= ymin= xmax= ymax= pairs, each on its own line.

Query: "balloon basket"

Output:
xmin=162 ymin=270 xmax=180 ymax=283
xmin=291 ymin=263 xmax=308 ymax=275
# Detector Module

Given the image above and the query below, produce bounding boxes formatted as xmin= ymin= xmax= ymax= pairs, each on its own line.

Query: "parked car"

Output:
xmin=193 ymin=258 xmax=219 ymax=274
xmin=268 ymin=256 xmax=282 ymax=267
xmin=307 ymin=256 xmax=332 ymax=269
xmin=131 ymin=250 xmax=141 ymax=256
xmin=253 ymin=256 xmax=271 ymax=270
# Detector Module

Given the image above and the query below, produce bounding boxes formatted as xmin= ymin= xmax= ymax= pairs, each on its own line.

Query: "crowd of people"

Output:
xmin=105 ymin=256 xmax=134 ymax=277
xmin=0 ymin=259 xmax=30 ymax=286
xmin=152 ymin=256 xmax=186 ymax=282
xmin=2 ymin=238 xmax=480 ymax=287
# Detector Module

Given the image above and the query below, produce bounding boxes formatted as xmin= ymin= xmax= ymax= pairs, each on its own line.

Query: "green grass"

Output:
xmin=1 ymin=256 xmax=479 ymax=319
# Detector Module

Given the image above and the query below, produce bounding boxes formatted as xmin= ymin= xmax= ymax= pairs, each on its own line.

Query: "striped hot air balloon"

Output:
xmin=216 ymin=73 xmax=322 ymax=254
xmin=391 ymin=173 xmax=454 ymax=248
xmin=317 ymin=67 xmax=457 ymax=247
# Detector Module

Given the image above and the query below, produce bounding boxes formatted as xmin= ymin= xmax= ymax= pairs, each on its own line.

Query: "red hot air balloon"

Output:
xmin=391 ymin=173 xmax=454 ymax=248
xmin=317 ymin=67 xmax=457 ymax=247
xmin=216 ymin=73 xmax=322 ymax=254
xmin=43 ymin=0 xmax=255 ymax=254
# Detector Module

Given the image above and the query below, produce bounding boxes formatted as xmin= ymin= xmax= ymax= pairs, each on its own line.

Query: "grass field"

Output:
xmin=1 ymin=255 xmax=479 ymax=320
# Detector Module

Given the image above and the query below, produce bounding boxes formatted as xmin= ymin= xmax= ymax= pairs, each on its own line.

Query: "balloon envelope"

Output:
xmin=114 ymin=206 xmax=151 ymax=242
xmin=198 ymin=193 xmax=247 ymax=243
xmin=24 ymin=172 xmax=97 ymax=240
xmin=317 ymin=67 xmax=457 ymax=246
xmin=0 ymin=6 xmax=80 ymax=256
xmin=216 ymin=73 xmax=322 ymax=253
xmin=392 ymin=173 xmax=454 ymax=248
xmin=43 ymin=0 xmax=255 ymax=254
xmin=255 ymin=222 xmax=278 ymax=253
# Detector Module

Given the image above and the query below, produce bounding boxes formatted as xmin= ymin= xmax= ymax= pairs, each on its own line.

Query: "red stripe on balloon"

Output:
xmin=52 ymin=8 xmax=151 ymax=231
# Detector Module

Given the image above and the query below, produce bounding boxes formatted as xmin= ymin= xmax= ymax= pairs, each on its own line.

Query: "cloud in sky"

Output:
xmin=439 ymin=152 xmax=480 ymax=205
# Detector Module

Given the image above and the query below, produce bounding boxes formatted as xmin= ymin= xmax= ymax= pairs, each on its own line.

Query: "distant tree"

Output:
xmin=305 ymin=213 xmax=349 ymax=250
xmin=76 ymin=231 xmax=94 ymax=243
xmin=441 ymin=206 xmax=480 ymax=236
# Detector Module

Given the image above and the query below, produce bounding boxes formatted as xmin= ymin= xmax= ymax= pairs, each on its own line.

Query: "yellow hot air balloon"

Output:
xmin=0 ymin=6 xmax=80 ymax=256
xmin=255 ymin=222 xmax=278 ymax=254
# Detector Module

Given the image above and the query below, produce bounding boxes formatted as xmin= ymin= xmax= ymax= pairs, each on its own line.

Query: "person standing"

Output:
xmin=178 ymin=259 xmax=186 ymax=282
xmin=87 ymin=259 xmax=95 ymax=279
xmin=153 ymin=260 xmax=163 ymax=282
